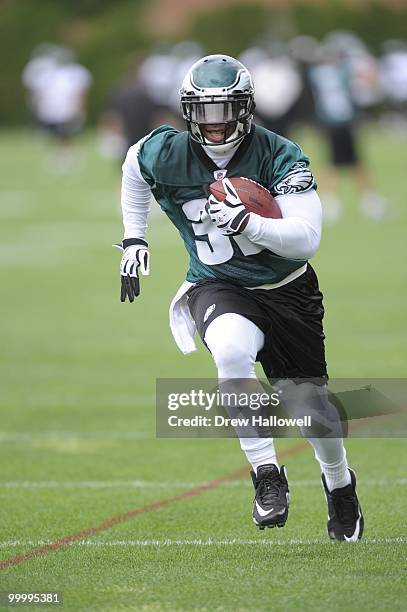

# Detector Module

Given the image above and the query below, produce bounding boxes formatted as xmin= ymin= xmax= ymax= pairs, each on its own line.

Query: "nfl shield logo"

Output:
xmin=213 ymin=169 xmax=227 ymax=180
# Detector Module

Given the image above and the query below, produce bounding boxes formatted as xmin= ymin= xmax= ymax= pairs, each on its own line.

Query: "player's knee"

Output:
xmin=210 ymin=341 xmax=255 ymax=377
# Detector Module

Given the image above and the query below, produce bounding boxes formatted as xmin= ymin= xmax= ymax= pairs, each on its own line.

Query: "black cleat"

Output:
xmin=251 ymin=464 xmax=290 ymax=530
xmin=321 ymin=468 xmax=364 ymax=542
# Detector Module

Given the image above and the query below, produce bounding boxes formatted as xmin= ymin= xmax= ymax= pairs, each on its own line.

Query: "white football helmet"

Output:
xmin=180 ymin=54 xmax=255 ymax=154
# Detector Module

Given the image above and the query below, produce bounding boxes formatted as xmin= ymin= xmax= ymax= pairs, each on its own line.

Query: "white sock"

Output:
xmin=239 ymin=438 xmax=279 ymax=473
xmin=311 ymin=439 xmax=351 ymax=491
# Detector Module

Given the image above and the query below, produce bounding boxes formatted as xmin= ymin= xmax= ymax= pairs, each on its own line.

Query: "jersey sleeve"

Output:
xmin=269 ymin=137 xmax=316 ymax=196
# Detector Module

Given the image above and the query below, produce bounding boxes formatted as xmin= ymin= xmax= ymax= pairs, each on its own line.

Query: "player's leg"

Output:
xmin=254 ymin=265 xmax=363 ymax=540
xmin=186 ymin=281 xmax=278 ymax=470
xmin=273 ymin=379 xmax=351 ymax=489
xmin=304 ymin=385 xmax=364 ymax=542
xmin=204 ymin=313 xmax=289 ymax=529
xmin=204 ymin=313 xmax=275 ymax=467
xmin=274 ymin=379 xmax=363 ymax=540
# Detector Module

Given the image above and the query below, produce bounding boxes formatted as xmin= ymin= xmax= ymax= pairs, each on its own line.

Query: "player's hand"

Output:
xmin=205 ymin=178 xmax=250 ymax=236
xmin=114 ymin=239 xmax=150 ymax=302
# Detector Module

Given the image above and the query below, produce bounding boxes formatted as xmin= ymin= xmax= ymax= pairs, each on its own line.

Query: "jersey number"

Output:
xmin=182 ymin=199 xmax=262 ymax=265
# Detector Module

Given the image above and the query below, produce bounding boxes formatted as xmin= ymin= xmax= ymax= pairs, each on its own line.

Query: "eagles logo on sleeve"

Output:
xmin=274 ymin=162 xmax=315 ymax=195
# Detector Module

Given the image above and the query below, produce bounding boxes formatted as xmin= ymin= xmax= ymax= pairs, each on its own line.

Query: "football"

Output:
xmin=209 ymin=177 xmax=282 ymax=218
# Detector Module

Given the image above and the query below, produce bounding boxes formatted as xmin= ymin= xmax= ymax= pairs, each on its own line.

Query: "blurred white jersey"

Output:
xmin=381 ymin=51 xmax=407 ymax=103
xmin=23 ymin=61 xmax=92 ymax=123
xmin=251 ymin=57 xmax=302 ymax=118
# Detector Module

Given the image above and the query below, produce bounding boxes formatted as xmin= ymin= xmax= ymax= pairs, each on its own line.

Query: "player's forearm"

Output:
xmin=244 ymin=215 xmax=320 ymax=259
xmin=121 ymin=145 xmax=152 ymax=240
xmin=244 ymin=189 xmax=322 ymax=259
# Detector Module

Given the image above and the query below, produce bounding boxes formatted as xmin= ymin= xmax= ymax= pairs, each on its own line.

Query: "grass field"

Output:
xmin=0 ymin=126 xmax=406 ymax=611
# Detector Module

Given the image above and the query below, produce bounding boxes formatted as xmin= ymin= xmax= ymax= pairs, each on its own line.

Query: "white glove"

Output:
xmin=120 ymin=244 xmax=149 ymax=276
xmin=205 ymin=178 xmax=250 ymax=236
xmin=113 ymin=240 xmax=149 ymax=302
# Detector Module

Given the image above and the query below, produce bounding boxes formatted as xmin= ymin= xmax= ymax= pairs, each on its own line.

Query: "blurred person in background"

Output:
xmin=22 ymin=44 xmax=92 ymax=173
xmin=240 ymin=42 xmax=304 ymax=138
xmin=136 ymin=43 xmax=202 ymax=130
xmin=307 ymin=32 xmax=389 ymax=223
xmin=380 ymin=39 xmax=407 ymax=133
xmin=288 ymin=35 xmax=321 ymax=126
xmin=98 ymin=57 xmax=159 ymax=164
xmin=326 ymin=31 xmax=383 ymax=113
xmin=99 ymin=42 xmax=205 ymax=165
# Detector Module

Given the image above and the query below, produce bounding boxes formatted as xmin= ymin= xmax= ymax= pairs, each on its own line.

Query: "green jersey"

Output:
xmin=138 ymin=124 xmax=315 ymax=287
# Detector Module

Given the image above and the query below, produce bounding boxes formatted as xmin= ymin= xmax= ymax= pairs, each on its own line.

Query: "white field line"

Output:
xmin=0 ymin=479 xmax=405 ymax=490
xmin=0 ymin=537 xmax=405 ymax=548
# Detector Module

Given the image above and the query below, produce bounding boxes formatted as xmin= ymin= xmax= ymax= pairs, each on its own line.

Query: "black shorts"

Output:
xmin=326 ymin=124 xmax=358 ymax=166
xmin=38 ymin=118 xmax=84 ymax=140
xmin=186 ymin=265 xmax=328 ymax=380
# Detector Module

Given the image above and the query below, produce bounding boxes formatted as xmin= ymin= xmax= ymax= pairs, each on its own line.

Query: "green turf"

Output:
xmin=0 ymin=127 xmax=406 ymax=611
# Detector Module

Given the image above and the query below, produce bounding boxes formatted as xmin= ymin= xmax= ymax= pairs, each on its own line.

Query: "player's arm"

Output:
xmin=241 ymin=139 xmax=321 ymax=259
xmin=243 ymin=188 xmax=322 ymax=259
xmin=119 ymin=140 xmax=152 ymax=302
xmin=206 ymin=178 xmax=322 ymax=259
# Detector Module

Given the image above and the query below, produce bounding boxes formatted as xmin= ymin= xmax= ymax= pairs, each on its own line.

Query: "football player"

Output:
xmin=118 ymin=54 xmax=364 ymax=541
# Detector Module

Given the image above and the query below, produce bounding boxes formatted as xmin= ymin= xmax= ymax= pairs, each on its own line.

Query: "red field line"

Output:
xmin=0 ymin=441 xmax=308 ymax=571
